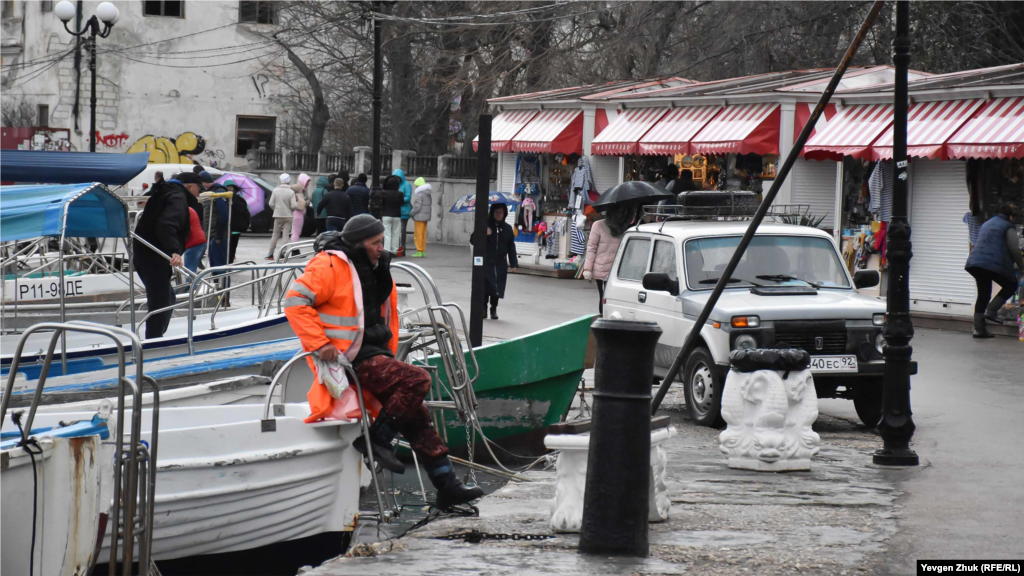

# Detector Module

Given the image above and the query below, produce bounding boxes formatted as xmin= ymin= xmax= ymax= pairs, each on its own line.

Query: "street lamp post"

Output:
xmin=875 ymin=0 xmax=919 ymax=467
xmin=55 ymin=1 xmax=119 ymax=153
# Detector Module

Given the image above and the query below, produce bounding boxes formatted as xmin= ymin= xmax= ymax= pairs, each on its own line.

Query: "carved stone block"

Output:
xmin=544 ymin=426 xmax=676 ymax=533
xmin=719 ymin=368 xmax=820 ymax=471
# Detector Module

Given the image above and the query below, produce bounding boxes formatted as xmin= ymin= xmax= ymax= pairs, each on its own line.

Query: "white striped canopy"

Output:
xmin=690 ymin=103 xmax=780 ymax=156
xmin=591 ymin=108 xmax=670 ymax=156
xmin=871 ymin=99 xmax=984 ymax=160
xmin=946 ymin=97 xmax=1024 ymax=160
xmin=637 ymin=106 xmax=721 ymax=156
xmin=510 ymin=109 xmax=583 ymax=154
xmin=804 ymin=104 xmax=894 ymax=161
xmin=472 ymin=110 xmax=538 ymax=152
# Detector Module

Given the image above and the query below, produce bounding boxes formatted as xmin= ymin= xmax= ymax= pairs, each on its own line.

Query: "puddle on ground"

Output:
xmin=652 ymin=530 xmax=775 ymax=547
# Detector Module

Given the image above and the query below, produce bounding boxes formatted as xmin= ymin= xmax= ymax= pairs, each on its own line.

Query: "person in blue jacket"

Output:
xmin=393 ymin=168 xmax=413 ymax=257
xmin=964 ymin=203 xmax=1023 ymax=338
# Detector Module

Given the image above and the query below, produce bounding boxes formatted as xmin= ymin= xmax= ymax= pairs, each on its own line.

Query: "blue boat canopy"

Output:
xmin=0 ymin=150 xmax=149 ymax=185
xmin=1 ymin=183 xmax=129 ymax=242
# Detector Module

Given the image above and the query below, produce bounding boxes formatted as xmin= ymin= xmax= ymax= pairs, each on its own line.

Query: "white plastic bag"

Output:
xmin=313 ymin=357 xmax=349 ymax=399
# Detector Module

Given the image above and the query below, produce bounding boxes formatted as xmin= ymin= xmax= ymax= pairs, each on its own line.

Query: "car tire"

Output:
xmin=853 ymin=384 xmax=883 ymax=428
xmin=683 ymin=347 xmax=725 ymax=427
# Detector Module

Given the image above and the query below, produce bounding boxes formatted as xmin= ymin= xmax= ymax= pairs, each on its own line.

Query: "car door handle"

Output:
xmin=638 ymin=291 xmax=647 ymax=303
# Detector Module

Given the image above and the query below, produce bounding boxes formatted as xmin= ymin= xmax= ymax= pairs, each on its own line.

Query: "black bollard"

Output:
xmin=578 ymin=318 xmax=662 ymax=558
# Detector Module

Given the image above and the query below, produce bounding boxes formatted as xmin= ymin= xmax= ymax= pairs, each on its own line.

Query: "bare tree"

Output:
xmin=1 ymin=97 xmax=38 ymax=127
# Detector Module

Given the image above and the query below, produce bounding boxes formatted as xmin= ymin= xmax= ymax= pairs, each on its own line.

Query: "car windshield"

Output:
xmin=684 ymin=235 xmax=850 ymax=290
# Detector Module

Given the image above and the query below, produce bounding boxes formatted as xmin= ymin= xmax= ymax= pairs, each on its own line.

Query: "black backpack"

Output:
xmin=368 ymin=189 xmax=384 ymax=218
xmin=230 ymin=194 xmax=251 ymax=232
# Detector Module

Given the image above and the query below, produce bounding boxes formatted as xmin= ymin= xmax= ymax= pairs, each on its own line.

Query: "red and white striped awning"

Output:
xmin=946 ymin=97 xmax=1024 ymax=160
xmin=636 ymin=106 xmax=721 ymax=156
xmin=591 ymin=108 xmax=670 ymax=156
xmin=510 ymin=109 xmax=583 ymax=154
xmin=690 ymin=103 xmax=780 ymax=156
xmin=870 ymin=99 xmax=984 ymax=160
xmin=472 ymin=110 xmax=538 ymax=152
xmin=803 ymin=104 xmax=893 ymax=161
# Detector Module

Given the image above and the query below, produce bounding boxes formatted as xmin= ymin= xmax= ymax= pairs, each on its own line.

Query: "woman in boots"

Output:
xmin=965 ymin=204 xmax=1023 ymax=338
xmin=476 ymin=202 xmax=518 ymax=319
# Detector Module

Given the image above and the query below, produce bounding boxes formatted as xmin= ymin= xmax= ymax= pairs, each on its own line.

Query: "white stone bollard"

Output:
xmin=544 ymin=426 xmax=676 ymax=533
xmin=719 ymin=364 xmax=821 ymax=472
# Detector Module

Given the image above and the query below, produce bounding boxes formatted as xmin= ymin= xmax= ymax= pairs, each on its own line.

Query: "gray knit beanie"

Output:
xmin=341 ymin=214 xmax=385 ymax=245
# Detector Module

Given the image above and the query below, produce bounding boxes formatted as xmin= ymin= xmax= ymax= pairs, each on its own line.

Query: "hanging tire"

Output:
xmin=853 ymin=382 xmax=883 ymax=428
xmin=683 ymin=347 xmax=725 ymax=427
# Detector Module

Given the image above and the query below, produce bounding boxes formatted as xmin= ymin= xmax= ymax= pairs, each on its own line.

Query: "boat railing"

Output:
xmin=261 ymin=350 xmax=397 ymax=525
xmin=0 ymin=321 xmax=158 ymax=576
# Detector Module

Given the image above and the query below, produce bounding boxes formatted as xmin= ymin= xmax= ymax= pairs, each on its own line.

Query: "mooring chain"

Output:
xmin=436 ymin=529 xmax=555 ymax=543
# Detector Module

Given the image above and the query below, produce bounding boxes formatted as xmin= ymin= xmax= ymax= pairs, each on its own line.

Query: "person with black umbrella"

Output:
xmin=583 ymin=203 xmax=635 ymax=314
xmin=471 ymin=202 xmax=518 ymax=320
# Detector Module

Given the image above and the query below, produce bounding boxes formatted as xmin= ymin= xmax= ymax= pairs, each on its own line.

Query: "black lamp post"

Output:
xmin=55 ymin=0 xmax=119 ymax=153
xmin=875 ymin=0 xmax=919 ymax=467
xmin=350 ymin=0 xmax=401 ymax=191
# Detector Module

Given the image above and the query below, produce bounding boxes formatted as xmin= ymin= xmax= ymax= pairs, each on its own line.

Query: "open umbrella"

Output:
xmin=449 ymin=191 xmax=522 ymax=213
xmin=215 ymin=173 xmax=265 ymax=215
xmin=592 ymin=180 xmax=673 ymax=210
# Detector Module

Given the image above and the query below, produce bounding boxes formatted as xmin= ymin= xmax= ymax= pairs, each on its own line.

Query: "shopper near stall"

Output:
xmin=473 ymin=202 xmax=519 ymax=320
xmin=964 ymin=204 xmax=1023 ymax=338
xmin=583 ymin=203 xmax=633 ymax=314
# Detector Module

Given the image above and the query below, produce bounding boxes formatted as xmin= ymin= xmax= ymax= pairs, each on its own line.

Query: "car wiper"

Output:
xmin=756 ymin=274 xmax=821 ymax=289
xmin=698 ymin=277 xmax=764 ymax=286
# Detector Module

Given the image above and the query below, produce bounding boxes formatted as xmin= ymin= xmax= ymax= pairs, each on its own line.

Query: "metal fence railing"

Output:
xmin=406 ymin=155 xmax=438 ymax=177
xmin=288 ymin=152 xmax=319 ymax=172
xmin=324 ymin=153 xmax=355 ymax=175
xmin=254 ymin=150 xmax=282 ymax=170
xmin=444 ymin=155 xmax=497 ymax=179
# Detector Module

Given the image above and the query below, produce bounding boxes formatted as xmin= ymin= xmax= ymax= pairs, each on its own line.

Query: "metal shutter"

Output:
xmin=499 ymin=152 xmax=517 ymax=193
xmin=591 ymin=155 xmax=620 ymax=194
xmin=908 ymin=159 xmax=975 ymax=304
xmin=791 ymin=159 xmax=838 ymax=229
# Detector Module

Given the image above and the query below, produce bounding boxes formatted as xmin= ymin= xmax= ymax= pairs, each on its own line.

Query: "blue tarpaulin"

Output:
xmin=1 ymin=183 xmax=129 ymax=242
xmin=0 ymin=150 xmax=149 ymax=185
xmin=449 ymin=191 xmax=522 ymax=213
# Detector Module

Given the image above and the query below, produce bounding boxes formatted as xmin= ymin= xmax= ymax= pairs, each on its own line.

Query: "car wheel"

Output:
xmin=853 ymin=383 xmax=883 ymax=428
xmin=683 ymin=347 xmax=725 ymax=427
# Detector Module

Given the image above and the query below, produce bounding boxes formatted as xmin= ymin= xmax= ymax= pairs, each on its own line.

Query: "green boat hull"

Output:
xmin=426 ymin=314 xmax=595 ymax=458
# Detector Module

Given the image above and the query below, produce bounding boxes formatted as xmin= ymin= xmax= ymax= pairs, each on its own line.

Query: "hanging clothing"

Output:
xmin=868 ymin=161 xmax=893 ymax=223
xmin=570 ymin=220 xmax=587 ymax=256
xmin=522 ymin=197 xmax=537 ymax=231
xmin=569 ymin=156 xmax=596 ymax=208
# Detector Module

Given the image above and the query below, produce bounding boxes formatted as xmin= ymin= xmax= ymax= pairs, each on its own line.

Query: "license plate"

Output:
xmin=809 ymin=355 xmax=858 ymax=373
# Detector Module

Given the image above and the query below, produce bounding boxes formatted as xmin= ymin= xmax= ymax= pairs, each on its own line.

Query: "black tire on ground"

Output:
xmin=683 ymin=347 xmax=725 ymax=427
xmin=853 ymin=384 xmax=883 ymax=428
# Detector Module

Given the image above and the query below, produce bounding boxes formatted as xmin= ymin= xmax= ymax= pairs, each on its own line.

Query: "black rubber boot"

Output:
xmin=490 ymin=307 xmax=498 ymax=320
xmin=425 ymin=455 xmax=484 ymax=509
xmin=353 ymin=410 xmax=406 ymax=474
xmin=984 ymin=297 xmax=1009 ymax=324
xmin=973 ymin=313 xmax=995 ymax=339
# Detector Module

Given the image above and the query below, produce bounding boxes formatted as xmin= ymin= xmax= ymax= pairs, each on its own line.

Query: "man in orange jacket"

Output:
xmin=284 ymin=215 xmax=483 ymax=509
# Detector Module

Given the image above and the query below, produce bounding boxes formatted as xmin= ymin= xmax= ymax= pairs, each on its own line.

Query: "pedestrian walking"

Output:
xmin=291 ymin=173 xmax=311 ymax=244
xmin=393 ymin=169 xmax=413 ymax=257
xmin=311 ymin=175 xmax=331 ymax=235
xmin=199 ymin=171 xmax=230 ymax=272
xmin=267 ymin=173 xmax=297 ymax=260
xmin=318 ymin=177 xmax=354 ymax=232
xmin=965 ymin=204 xmax=1023 ymax=338
xmin=223 ymin=180 xmax=250 ymax=265
xmin=583 ymin=204 xmax=632 ymax=314
xmin=410 ymin=177 xmax=432 ymax=257
xmin=472 ymin=202 xmax=518 ymax=320
xmin=348 ymin=173 xmax=371 ymax=217
xmin=381 ymin=175 xmax=404 ymax=253
xmin=133 ymin=172 xmax=192 ymax=338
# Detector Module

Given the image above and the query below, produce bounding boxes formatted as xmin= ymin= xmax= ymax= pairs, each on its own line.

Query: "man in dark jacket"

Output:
xmin=473 ymin=202 xmax=518 ymax=319
xmin=964 ymin=204 xmax=1023 ymax=338
xmin=134 ymin=173 xmax=193 ymax=338
xmin=317 ymin=178 xmax=354 ymax=232
xmin=381 ymin=176 xmax=405 ymax=253
xmin=347 ymin=173 xmax=371 ymax=217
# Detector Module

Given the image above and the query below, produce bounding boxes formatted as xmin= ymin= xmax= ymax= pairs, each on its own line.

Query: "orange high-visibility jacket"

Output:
xmin=283 ymin=249 xmax=399 ymax=422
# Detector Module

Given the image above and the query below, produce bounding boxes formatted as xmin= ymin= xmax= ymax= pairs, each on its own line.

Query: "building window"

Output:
xmin=2 ymin=1 xmax=15 ymax=19
xmin=41 ymin=1 xmax=53 ymax=13
xmin=37 ymin=104 xmax=49 ymax=126
xmin=236 ymin=116 xmax=276 ymax=156
xmin=144 ymin=1 xmax=183 ymax=18
xmin=239 ymin=1 xmax=276 ymax=24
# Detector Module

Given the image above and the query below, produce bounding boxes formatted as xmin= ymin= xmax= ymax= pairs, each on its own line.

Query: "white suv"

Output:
xmin=603 ymin=220 xmax=915 ymax=427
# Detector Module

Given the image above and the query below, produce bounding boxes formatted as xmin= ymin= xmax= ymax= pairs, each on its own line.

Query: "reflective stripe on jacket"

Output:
xmin=283 ymin=249 xmax=400 ymax=422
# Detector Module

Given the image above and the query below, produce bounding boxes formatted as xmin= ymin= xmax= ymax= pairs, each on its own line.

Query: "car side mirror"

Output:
xmin=643 ymin=272 xmax=679 ymax=296
xmin=853 ymin=269 xmax=880 ymax=289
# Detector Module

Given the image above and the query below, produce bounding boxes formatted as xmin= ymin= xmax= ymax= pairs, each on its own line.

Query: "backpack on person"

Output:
xmin=230 ymin=195 xmax=251 ymax=233
xmin=368 ymin=189 xmax=384 ymax=219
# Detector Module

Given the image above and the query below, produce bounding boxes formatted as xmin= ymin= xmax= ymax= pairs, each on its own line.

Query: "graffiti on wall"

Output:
xmin=126 ymin=132 xmax=206 ymax=163
xmin=96 ymin=132 xmax=130 ymax=148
